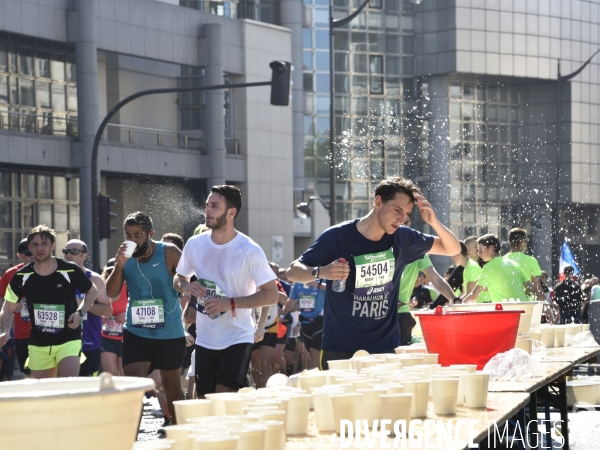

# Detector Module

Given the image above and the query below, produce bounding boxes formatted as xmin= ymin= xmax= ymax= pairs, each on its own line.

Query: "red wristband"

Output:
xmin=230 ymin=298 xmax=236 ymax=317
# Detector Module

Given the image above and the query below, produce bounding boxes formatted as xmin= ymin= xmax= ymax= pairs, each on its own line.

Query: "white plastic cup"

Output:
xmin=583 ymin=324 xmax=591 ymax=331
xmin=252 ymin=420 xmax=286 ymax=450
xmin=190 ymin=435 xmax=238 ymax=450
xmin=123 ymin=240 xmax=137 ymax=257
xmin=540 ymin=326 xmax=555 ymax=348
xmin=228 ymin=426 xmax=267 ymax=450
xmin=379 ymin=394 xmax=413 ymax=432
xmin=133 ymin=440 xmax=175 ymax=449
xmin=449 ymin=364 xmax=477 ymax=373
xmin=223 ymin=397 xmax=251 ymax=415
xmin=554 ymin=326 xmax=566 ymax=347
xmin=312 ymin=390 xmax=337 ymax=432
xmin=249 ymin=409 xmax=287 ymax=429
xmin=422 ymin=354 xmax=439 ymax=364
xmin=515 ymin=338 xmax=533 ymax=354
xmin=431 ymin=378 xmax=459 ymax=415
xmin=462 ymin=373 xmax=490 ymax=408
xmin=164 ymin=425 xmax=192 ymax=450
xmin=401 ymin=380 xmax=430 ymax=418
xmin=330 ymin=393 xmax=362 ymax=435
xmin=327 ymin=359 xmax=352 ymax=370
xmin=286 ymin=394 xmax=311 ymax=435
xmin=173 ymin=399 xmax=212 ymax=424
xmin=356 ymin=388 xmax=387 ymax=423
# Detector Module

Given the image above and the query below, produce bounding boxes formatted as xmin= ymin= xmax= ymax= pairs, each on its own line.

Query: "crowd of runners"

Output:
xmin=0 ymin=177 xmax=593 ymax=427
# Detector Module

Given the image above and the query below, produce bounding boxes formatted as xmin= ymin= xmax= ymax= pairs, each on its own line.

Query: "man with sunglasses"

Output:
xmin=0 ymin=226 xmax=99 ymax=378
xmin=0 ymin=239 xmax=33 ymax=377
xmin=62 ymin=240 xmax=112 ymax=376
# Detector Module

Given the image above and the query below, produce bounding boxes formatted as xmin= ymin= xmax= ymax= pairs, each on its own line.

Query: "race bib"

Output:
xmin=352 ymin=249 xmax=395 ymax=319
xmin=33 ymin=304 xmax=65 ymax=334
xmin=131 ymin=299 xmax=165 ymax=329
xmin=298 ymin=295 xmax=316 ymax=311
xmin=103 ymin=317 xmax=124 ymax=337
xmin=197 ymin=279 xmax=227 ymax=317
xmin=20 ymin=298 xmax=30 ymax=322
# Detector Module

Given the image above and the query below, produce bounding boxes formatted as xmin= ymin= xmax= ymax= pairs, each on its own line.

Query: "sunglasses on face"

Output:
xmin=62 ymin=248 xmax=85 ymax=255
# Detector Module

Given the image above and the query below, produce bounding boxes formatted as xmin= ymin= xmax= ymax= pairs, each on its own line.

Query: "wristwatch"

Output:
xmin=311 ymin=267 xmax=320 ymax=278
xmin=78 ymin=309 xmax=86 ymax=318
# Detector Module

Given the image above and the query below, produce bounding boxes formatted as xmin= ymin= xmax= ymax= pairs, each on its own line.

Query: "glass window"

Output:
xmin=23 ymin=174 xmax=36 ymax=198
xmin=0 ymin=76 xmax=7 ymax=103
xmin=36 ymin=51 xmax=50 ymax=78
xmin=68 ymin=177 xmax=79 ymax=201
xmin=449 ymin=82 xmax=461 ymax=99
xmin=0 ymin=44 xmax=7 ymax=72
xmin=353 ymin=54 xmax=367 ymax=73
xmin=369 ymin=11 xmax=383 ymax=29
xmin=10 ymin=77 xmax=17 ymax=104
xmin=402 ymin=36 xmax=414 ymax=54
xmin=315 ymin=52 xmax=329 ymax=71
xmin=370 ymin=76 xmax=383 ymax=94
xmin=19 ymin=48 xmax=34 ymax=76
xmin=386 ymin=77 xmax=400 ymax=96
xmin=385 ymin=14 xmax=399 ymax=31
xmin=23 ymin=202 xmax=37 ymax=228
xmin=351 ymin=75 xmax=367 ymax=95
xmin=302 ymin=29 xmax=312 ymax=49
xmin=385 ymin=35 xmax=400 ymax=54
xmin=37 ymin=81 xmax=51 ymax=109
xmin=352 ymin=97 xmax=368 ymax=115
xmin=314 ymin=8 xmax=329 ymax=26
xmin=20 ymin=79 xmax=35 ymax=106
xmin=304 ymin=159 xmax=315 ymax=178
xmin=70 ymin=204 xmax=80 ymax=231
xmin=39 ymin=203 xmax=52 ymax=227
xmin=302 ymin=51 xmax=313 ymax=71
xmin=66 ymin=56 xmax=76 ymax=82
xmin=316 ymin=116 xmax=329 ymax=135
xmin=370 ymin=140 xmax=384 ymax=158
xmin=52 ymin=84 xmax=66 ymax=111
xmin=303 ymin=73 xmax=314 ymax=92
xmin=401 ymin=15 xmax=413 ymax=32
xmin=51 ymin=54 xmax=65 ymax=81
xmin=369 ymin=55 xmax=383 ymax=74
xmin=304 ymin=115 xmax=314 ymax=134
xmin=335 ymin=53 xmax=349 ymax=72
xmin=350 ymin=32 xmax=367 ymax=52
xmin=335 ymin=74 xmax=349 ymax=93
xmin=55 ymin=203 xmax=68 ymax=230
xmin=7 ymin=45 xmax=17 ymax=74
xmin=53 ymin=176 xmax=68 ymax=201
xmin=317 ymin=159 xmax=330 ymax=178
xmin=0 ymin=172 xmax=10 ymax=197
xmin=315 ymin=74 xmax=330 ymax=92
xmin=333 ymin=31 xmax=349 ymax=51
xmin=38 ymin=175 xmax=52 ymax=199
xmin=315 ymin=30 xmax=329 ymax=49
xmin=368 ymin=33 xmax=384 ymax=53
xmin=385 ymin=56 xmax=400 ymax=75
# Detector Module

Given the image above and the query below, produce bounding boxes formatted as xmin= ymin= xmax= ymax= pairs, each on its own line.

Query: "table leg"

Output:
xmin=528 ymin=391 xmax=539 ymax=449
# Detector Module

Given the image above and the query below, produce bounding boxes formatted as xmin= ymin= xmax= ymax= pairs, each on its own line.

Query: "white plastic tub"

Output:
xmin=0 ymin=373 xmax=154 ymax=450
xmin=566 ymin=379 xmax=600 ymax=406
xmin=446 ymin=301 xmax=540 ymax=334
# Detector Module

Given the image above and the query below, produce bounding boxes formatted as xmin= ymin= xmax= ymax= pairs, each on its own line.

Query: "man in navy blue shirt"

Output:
xmin=287 ymin=177 xmax=460 ymax=368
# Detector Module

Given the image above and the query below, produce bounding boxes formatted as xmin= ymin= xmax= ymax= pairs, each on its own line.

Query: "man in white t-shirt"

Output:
xmin=174 ymin=185 xmax=279 ymax=397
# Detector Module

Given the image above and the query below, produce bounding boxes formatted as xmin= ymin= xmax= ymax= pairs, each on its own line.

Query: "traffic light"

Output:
xmin=270 ymin=61 xmax=293 ymax=106
xmin=98 ymin=194 xmax=117 ymax=240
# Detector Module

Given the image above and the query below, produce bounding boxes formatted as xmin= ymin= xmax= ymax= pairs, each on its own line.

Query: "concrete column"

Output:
xmin=427 ymin=75 xmax=451 ymax=271
xmin=70 ymin=0 xmax=100 ymax=255
xmin=280 ymin=0 xmax=305 ymax=190
xmin=203 ymin=24 xmax=226 ymax=190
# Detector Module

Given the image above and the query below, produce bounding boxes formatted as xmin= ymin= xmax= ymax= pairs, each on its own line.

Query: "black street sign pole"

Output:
xmin=91 ymin=80 xmax=272 ymax=271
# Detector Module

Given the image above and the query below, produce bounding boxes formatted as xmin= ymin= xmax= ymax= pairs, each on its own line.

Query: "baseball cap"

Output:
xmin=17 ymin=239 xmax=30 ymax=255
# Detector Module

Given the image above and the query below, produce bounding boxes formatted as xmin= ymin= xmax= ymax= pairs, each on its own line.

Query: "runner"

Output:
xmin=463 ymin=236 xmax=490 ymax=302
xmin=285 ymin=280 xmax=325 ymax=369
xmin=463 ymin=234 xmax=534 ymax=303
xmin=0 ymin=239 xmax=33 ymax=377
xmin=504 ymin=227 xmax=545 ymax=300
xmin=106 ymin=212 xmax=186 ymax=424
xmin=62 ymin=239 xmax=113 ymax=376
xmin=0 ymin=225 xmax=98 ymax=378
xmin=174 ymin=185 xmax=279 ymax=396
xmin=287 ymin=177 xmax=460 ymax=368
xmin=100 ymin=258 xmax=127 ymax=376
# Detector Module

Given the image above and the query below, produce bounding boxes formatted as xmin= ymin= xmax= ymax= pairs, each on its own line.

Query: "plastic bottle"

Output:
xmin=198 ymin=298 xmax=222 ymax=319
xmin=332 ymin=257 xmax=347 ymax=292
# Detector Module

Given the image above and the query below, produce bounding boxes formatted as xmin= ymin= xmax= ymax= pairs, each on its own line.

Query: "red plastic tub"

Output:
xmin=414 ymin=304 xmax=523 ymax=369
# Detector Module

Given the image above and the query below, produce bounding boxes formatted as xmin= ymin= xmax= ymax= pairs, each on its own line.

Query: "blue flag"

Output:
xmin=559 ymin=241 xmax=580 ymax=275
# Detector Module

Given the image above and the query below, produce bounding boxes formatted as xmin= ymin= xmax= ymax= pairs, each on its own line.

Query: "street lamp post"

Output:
xmin=553 ymin=49 xmax=600 ymax=277
xmin=329 ymin=0 xmax=371 ymax=227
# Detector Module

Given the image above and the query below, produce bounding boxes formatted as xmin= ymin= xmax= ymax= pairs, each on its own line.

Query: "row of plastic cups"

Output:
xmin=529 ymin=323 xmax=591 ymax=348
xmin=326 ymin=352 xmax=439 ymax=371
xmin=161 ymin=417 xmax=286 ymax=450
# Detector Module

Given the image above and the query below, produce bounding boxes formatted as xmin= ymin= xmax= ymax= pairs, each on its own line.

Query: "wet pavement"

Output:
xmin=137 ymin=396 xmax=167 ymax=442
